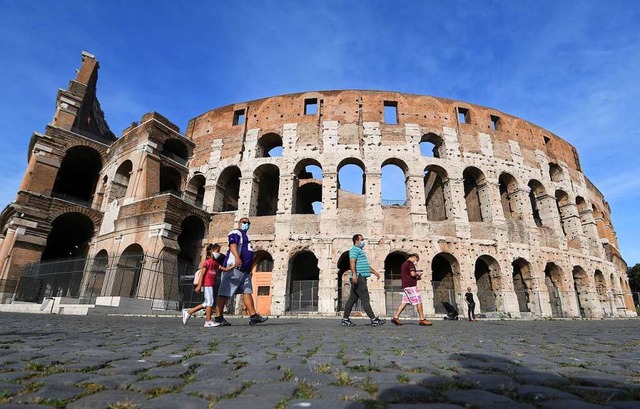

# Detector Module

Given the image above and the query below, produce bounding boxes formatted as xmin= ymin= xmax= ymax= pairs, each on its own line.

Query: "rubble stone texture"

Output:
xmin=0 ymin=52 xmax=635 ymax=319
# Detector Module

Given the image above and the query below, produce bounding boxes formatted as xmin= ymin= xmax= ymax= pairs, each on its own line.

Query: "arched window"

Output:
xmin=52 ymin=146 xmax=102 ymax=204
xmin=549 ymin=163 xmax=563 ymax=183
xmin=185 ymin=174 xmax=206 ymax=207
xmin=381 ymin=159 xmax=408 ymax=207
xmin=110 ymin=160 xmax=133 ymax=203
xmin=512 ymin=258 xmax=533 ymax=313
xmin=256 ymin=133 xmax=283 ymax=157
xmin=555 ymin=190 xmax=570 ymax=236
xmin=463 ymin=167 xmax=489 ymax=222
xmin=161 ymin=139 xmax=189 ymax=165
xmin=498 ymin=173 xmax=519 ymax=219
xmin=159 ymin=166 xmax=182 ymax=194
xmin=424 ymin=165 xmax=448 ymax=221
xmin=337 ymin=158 xmax=366 ymax=209
xmin=419 ymin=133 xmax=444 ymax=158
xmin=528 ymin=180 xmax=545 ymax=227
xmin=293 ymin=159 xmax=323 ymax=214
xmin=214 ymin=166 xmax=241 ymax=212
xmin=251 ymin=164 xmax=280 ymax=216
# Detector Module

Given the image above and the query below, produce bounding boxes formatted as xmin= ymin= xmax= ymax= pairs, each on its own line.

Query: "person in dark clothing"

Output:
xmin=465 ymin=287 xmax=476 ymax=322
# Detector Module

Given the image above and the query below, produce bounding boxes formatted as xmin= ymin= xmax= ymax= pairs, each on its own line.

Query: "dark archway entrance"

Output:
xmin=42 ymin=213 xmax=94 ymax=261
xmin=544 ymin=262 xmax=563 ymax=317
xmin=432 ymin=253 xmax=459 ymax=314
xmin=288 ymin=251 xmax=320 ymax=312
xmin=52 ymin=146 xmax=102 ymax=204
xmin=113 ymin=244 xmax=144 ymax=297
xmin=384 ymin=251 xmax=410 ymax=316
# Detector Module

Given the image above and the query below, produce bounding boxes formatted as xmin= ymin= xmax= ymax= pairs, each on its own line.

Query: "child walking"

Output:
xmin=182 ymin=243 xmax=232 ymax=327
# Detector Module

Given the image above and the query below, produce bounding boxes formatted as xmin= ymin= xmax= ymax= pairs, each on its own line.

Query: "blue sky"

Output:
xmin=1 ymin=1 xmax=639 ymax=265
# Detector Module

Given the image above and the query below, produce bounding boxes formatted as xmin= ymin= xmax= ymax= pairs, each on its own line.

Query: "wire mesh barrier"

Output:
xmin=288 ymin=280 xmax=319 ymax=312
xmin=11 ymin=254 xmax=198 ymax=310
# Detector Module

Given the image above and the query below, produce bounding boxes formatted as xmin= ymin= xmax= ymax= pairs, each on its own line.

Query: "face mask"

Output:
xmin=241 ymin=222 xmax=250 ymax=231
xmin=359 ymin=240 xmax=366 ymax=249
xmin=212 ymin=252 xmax=220 ymax=259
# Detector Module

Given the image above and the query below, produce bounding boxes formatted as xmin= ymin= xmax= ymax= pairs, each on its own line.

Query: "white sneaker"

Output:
xmin=182 ymin=309 xmax=191 ymax=325
xmin=204 ymin=321 xmax=214 ymax=327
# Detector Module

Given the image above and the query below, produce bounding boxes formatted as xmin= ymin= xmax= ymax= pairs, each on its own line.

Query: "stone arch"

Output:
xmin=463 ymin=167 xmax=490 ymax=222
xmin=572 ymin=266 xmax=594 ymax=317
xmin=419 ymin=132 xmax=444 ymax=158
xmin=185 ymin=174 xmax=206 ymax=208
xmin=528 ymin=179 xmax=546 ymax=227
xmin=177 ymin=215 xmax=206 ymax=275
xmin=544 ymin=262 xmax=564 ymax=317
xmin=384 ymin=250 xmax=410 ymax=316
xmin=52 ymin=146 xmax=103 ymax=204
xmin=424 ymin=164 xmax=449 ymax=221
xmin=336 ymin=250 xmax=351 ymax=311
xmin=498 ymin=172 xmax=519 ymax=219
xmin=256 ymin=132 xmax=283 ymax=157
xmin=159 ymin=165 xmax=182 ymax=194
xmin=381 ymin=158 xmax=409 ymax=206
xmin=287 ymin=250 xmax=320 ymax=312
xmin=594 ymin=269 xmax=609 ymax=316
xmin=112 ymin=244 xmax=144 ymax=297
xmin=474 ymin=255 xmax=502 ymax=313
xmin=512 ymin=258 xmax=534 ymax=313
xmin=161 ymin=138 xmax=189 ymax=164
xmin=555 ymin=190 xmax=570 ymax=236
xmin=82 ymin=249 xmax=109 ymax=301
xmin=293 ymin=159 xmax=323 ymax=214
xmin=549 ymin=162 xmax=563 ymax=183
xmin=41 ymin=212 xmax=95 ymax=261
xmin=431 ymin=252 xmax=461 ymax=313
xmin=337 ymin=158 xmax=366 ymax=208
xmin=109 ymin=160 xmax=133 ymax=203
xmin=250 ymin=164 xmax=280 ymax=216
xmin=214 ymin=166 xmax=241 ymax=212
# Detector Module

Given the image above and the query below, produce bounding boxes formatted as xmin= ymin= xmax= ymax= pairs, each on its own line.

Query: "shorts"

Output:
xmin=218 ymin=268 xmax=253 ymax=298
xmin=203 ymin=286 xmax=214 ymax=307
xmin=401 ymin=286 xmax=422 ymax=305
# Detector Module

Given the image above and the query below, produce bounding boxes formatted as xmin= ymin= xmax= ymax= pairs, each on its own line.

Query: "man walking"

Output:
xmin=390 ymin=253 xmax=432 ymax=326
xmin=341 ymin=234 xmax=386 ymax=327
xmin=213 ymin=217 xmax=268 ymax=326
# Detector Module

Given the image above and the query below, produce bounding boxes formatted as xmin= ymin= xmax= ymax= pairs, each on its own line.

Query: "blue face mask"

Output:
xmin=241 ymin=222 xmax=250 ymax=232
xmin=359 ymin=240 xmax=366 ymax=249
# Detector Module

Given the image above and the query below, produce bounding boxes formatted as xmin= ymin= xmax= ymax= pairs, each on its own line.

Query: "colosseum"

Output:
xmin=0 ymin=52 xmax=635 ymax=318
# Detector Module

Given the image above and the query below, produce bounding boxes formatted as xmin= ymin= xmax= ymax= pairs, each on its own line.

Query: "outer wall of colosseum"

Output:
xmin=0 ymin=53 xmax=635 ymax=318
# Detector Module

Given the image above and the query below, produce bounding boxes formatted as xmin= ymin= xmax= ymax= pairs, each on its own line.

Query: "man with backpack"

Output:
xmin=213 ymin=217 xmax=268 ymax=326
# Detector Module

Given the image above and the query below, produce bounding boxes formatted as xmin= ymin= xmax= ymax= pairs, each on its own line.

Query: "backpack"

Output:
xmin=193 ymin=268 xmax=203 ymax=286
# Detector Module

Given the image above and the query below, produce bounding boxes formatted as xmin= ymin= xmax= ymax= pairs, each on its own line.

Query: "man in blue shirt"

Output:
xmin=341 ymin=234 xmax=386 ymax=327
xmin=213 ymin=217 xmax=268 ymax=326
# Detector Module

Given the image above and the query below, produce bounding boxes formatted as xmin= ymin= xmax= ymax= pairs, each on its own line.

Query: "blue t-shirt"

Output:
xmin=349 ymin=245 xmax=371 ymax=278
xmin=224 ymin=229 xmax=254 ymax=273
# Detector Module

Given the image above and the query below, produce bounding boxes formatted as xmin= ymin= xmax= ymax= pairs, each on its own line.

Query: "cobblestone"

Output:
xmin=0 ymin=313 xmax=638 ymax=408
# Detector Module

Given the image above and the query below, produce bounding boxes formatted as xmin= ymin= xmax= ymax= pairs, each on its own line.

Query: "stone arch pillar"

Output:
xmin=365 ymin=171 xmax=383 ymax=236
xmin=407 ymin=173 xmax=426 ymax=214
xmin=238 ymin=176 xmax=254 ymax=217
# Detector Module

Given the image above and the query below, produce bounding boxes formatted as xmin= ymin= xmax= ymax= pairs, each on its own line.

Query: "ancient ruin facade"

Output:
xmin=0 ymin=52 xmax=635 ymax=317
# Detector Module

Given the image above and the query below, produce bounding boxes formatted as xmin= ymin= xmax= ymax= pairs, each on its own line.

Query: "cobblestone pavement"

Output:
xmin=0 ymin=313 xmax=638 ymax=408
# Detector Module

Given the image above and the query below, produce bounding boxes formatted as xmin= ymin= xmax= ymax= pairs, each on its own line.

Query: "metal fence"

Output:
xmin=10 ymin=254 xmax=199 ymax=310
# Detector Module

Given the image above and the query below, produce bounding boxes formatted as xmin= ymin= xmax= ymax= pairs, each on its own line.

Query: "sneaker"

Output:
xmin=212 ymin=318 xmax=231 ymax=327
xmin=391 ymin=317 xmax=402 ymax=326
xmin=419 ymin=319 xmax=433 ymax=326
xmin=182 ymin=309 xmax=190 ymax=325
xmin=341 ymin=318 xmax=356 ymax=327
xmin=204 ymin=321 xmax=214 ymax=327
xmin=371 ymin=316 xmax=386 ymax=327
xmin=249 ymin=314 xmax=268 ymax=325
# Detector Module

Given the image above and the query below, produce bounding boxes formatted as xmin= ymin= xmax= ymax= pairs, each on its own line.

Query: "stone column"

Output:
xmin=365 ymin=172 xmax=383 ymax=237
xmin=237 ymin=176 xmax=255 ymax=218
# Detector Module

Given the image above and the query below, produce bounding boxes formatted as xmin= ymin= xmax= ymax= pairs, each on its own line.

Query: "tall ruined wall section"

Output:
xmin=187 ymin=90 xmax=628 ymax=317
